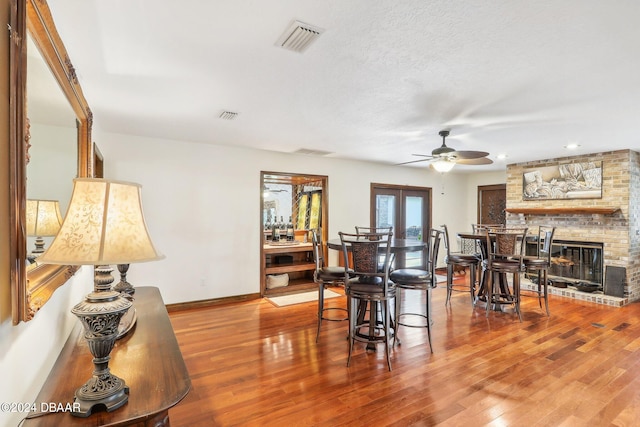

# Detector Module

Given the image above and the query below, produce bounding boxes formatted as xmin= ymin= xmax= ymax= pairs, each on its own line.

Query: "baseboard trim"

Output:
xmin=166 ymin=293 xmax=262 ymax=313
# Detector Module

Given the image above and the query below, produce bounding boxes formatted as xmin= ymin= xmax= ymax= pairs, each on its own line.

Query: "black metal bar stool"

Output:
xmin=523 ymin=225 xmax=555 ymax=316
xmin=442 ymin=224 xmax=481 ymax=305
xmin=484 ymin=227 xmax=528 ymax=322
xmin=339 ymin=230 xmax=395 ymax=371
xmin=390 ymin=228 xmax=441 ymax=352
xmin=312 ymin=230 xmax=350 ymax=342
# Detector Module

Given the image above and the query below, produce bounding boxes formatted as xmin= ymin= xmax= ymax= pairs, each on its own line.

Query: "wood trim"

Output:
xmin=166 ymin=293 xmax=261 ymax=313
xmin=505 ymin=207 xmax=619 ymax=215
xmin=11 ymin=0 xmax=93 ymax=323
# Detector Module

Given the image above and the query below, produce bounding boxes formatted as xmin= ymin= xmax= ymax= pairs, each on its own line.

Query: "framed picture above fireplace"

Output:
xmin=522 ymin=161 xmax=602 ymax=200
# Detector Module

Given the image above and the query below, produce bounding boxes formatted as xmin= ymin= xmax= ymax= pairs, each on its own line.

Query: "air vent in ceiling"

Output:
xmin=219 ymin=111 xmax=239 ymax=120
xmin=292 ymin=148 xmax=333 ymax=156
xmin=276 ymin=20 xmax=324 ymax=53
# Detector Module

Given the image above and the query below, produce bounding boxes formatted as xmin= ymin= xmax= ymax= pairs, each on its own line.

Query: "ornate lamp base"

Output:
xmin=71 ymin=265 xmax=133 ymax=417
xmin=113 ymin=264 xmax=135 ymax=295
xmin=73 ymin=373 xmax=130 ymax=416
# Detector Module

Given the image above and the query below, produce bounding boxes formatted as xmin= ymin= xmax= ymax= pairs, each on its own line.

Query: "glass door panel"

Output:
xmin=404 ymin=195 xmax=424 ymax=267
xmin=375 ymin=193 xmax=398 ymax=229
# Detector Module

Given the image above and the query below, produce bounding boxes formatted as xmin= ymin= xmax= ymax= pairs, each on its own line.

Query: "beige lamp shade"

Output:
xmin=39 ymin=178 xmax=164 ymax=265
xmin=26 ymin=199 xmax=63 ymax=237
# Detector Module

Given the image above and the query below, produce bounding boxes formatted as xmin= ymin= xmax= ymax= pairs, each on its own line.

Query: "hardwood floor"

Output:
xmin=167 ymin=276 xmax=640 ymax=426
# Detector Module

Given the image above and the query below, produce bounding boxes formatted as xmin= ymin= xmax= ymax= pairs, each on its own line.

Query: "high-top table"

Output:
xmin=327 ymin=237 xmax=427 ymax=350
xmin=326 ymin=237 xmax=426 ymax=270
xmin=23 ymin=287 xmax=191 ymax=427
xmin=458 ymin=231 xmax=519 ymax=308
xmin=326 ymin=237 xmax=426 ymax=253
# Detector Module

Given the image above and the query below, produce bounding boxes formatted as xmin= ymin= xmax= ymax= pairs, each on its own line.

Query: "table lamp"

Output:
xmin=26 ymin=199 xmax=63 ymax=257
xmin=38 ymin=178 xmax=164 ymax=417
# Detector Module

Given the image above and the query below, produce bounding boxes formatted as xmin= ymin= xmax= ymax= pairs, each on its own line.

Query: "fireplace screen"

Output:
xmin=526 ymin=239 xmax=603 ymax=286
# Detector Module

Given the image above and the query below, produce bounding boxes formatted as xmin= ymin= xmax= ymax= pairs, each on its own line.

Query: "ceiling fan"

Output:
xmin=397 ymin=130 xmax=493 ymax=172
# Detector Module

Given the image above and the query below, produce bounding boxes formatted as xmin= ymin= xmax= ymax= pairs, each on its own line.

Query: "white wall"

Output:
xmin=0 ymin=134 xmax=506 ymax=425
xmin=94 ymin=130 xmax=485 ymax=304
xmin=0 ymin=267 xmax=92 ymax=427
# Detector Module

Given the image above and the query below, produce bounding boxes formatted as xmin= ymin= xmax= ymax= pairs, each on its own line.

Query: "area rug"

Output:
xmin=267 ymin=289 xmax=342 ymax=307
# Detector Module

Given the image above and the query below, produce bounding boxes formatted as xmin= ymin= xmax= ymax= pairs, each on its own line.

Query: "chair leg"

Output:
xmin=536 ymin=271 xmax=543 ymax=310
xmin=315 ymin=283 xmax=325 ymax=343
xmin=394 ymin=290 xmax=401 ymax=347
xmin=347 ymin=296 xmax=356 ymax=367
xmin=383 ymin=300 xmax=392 ymax=371
xmin=468 ymin=265 xmax=476 ymax=306
xmin=425 ymin=288 xmax=433 ymax=353
xmin=514 ymin=273 xmax=523 ymax=322
xmin=445 ymin=264 xmax=454 ymax=305
xmin=485 ymin=271 xmax=494 ymax=318
xmin=542 ymin=270 xmax=550 ymax=316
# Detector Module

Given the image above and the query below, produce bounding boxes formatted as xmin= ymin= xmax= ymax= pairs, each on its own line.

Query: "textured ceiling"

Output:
xmin=45 ymin=0 xmax=640 ymax=172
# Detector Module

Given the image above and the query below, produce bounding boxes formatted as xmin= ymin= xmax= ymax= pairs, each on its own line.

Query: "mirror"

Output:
xmin=25 ymin=34 xmax=77 ymax=260
xmin=10 ymin=0 xmax=93 ymax=323
xmin=261 ymin=172 xmax=327 ymax=243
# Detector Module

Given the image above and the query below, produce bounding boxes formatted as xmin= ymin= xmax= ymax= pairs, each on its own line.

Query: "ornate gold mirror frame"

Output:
xmin=10 ymin=0 xmax=93 ymax=323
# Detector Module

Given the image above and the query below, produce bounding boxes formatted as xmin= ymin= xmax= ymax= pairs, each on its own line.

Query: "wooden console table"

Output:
xmin=24 ymin=287 xmax=191 ymax=427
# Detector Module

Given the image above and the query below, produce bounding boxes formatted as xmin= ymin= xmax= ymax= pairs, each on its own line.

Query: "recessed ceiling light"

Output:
xmin=497 ymin=154 xmax=508 ymax=160
xmin=564 ymin=143 xmax=581 ymax=150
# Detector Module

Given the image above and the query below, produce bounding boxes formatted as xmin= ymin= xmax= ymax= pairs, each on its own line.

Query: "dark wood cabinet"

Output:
xmin=23 ymin=287 xmax=190 ymax=427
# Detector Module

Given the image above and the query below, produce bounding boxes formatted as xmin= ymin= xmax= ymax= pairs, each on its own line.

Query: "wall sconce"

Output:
xmin=39 ymin=178 xmax=164 ymax=417
xmin=26 ymin=199 xmax=63 ymax=258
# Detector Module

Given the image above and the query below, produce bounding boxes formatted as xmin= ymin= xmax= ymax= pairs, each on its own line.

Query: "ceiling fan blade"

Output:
xmin=456 ymin=157 xmax=493 ymax=165
xmin=396 ymin=158 xmax=432 ymax=166
xmin=451 ymin=150 xmax=490 ymax=160
xmin=411 ymin=154 xmax=435 ymax=158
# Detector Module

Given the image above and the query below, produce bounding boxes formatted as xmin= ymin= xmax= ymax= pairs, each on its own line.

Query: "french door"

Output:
xmin=370 ymin=184 xmax=432 ymax=269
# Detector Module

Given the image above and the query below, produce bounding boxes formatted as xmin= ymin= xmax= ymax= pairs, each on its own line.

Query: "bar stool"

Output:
xmin=340 ymin=230 xmax=395 ymax=371
xmin=442 ymin=224 xmax=481 ymax=305
xmin=484 ymin=227 xmax=528 ymax=322
xmin=355 ymin=226 xmax=395 ymax=271
xmin=312 ymin=230 xmax=350 ymax=342
xmin=523 ymin=225 xmax=555 ymax=316
xmin=390 ymin=228 xmax=441 ymax=352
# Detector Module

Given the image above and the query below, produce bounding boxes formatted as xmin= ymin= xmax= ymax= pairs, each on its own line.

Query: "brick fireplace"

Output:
xmin=505 ymin=149 xmax=640 ymax=306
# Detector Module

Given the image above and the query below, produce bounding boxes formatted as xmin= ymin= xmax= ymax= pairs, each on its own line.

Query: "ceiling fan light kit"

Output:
xmin=396 ymin=129 xmax=493 ymax=171
xmin=432 ymin=158 xmax=456 ymax=173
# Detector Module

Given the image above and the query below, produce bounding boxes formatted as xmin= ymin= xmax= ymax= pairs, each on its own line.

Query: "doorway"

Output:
xmin=370 ymin=184 xmax=432 ymax=269
xmin=260 ymin=171 xmax=328 ymax=296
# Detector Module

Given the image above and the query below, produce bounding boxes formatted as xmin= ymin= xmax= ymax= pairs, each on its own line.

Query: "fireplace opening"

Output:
xmin=526 ymin=239 xmax=603 ymax=289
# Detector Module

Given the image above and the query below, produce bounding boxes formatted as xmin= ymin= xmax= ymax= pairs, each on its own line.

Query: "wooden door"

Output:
xmin=477 ymin=184 xmax=506 ymax=225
